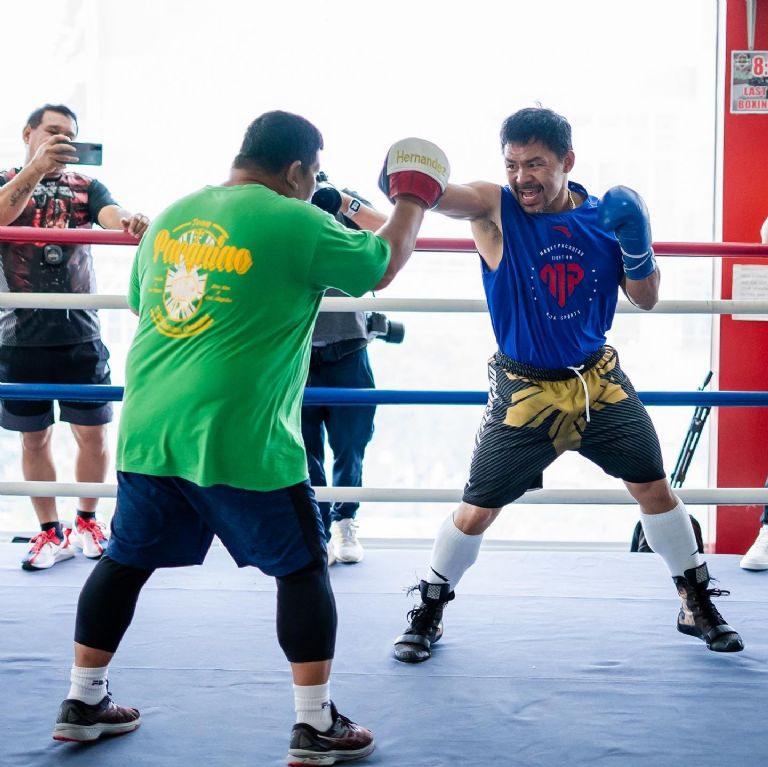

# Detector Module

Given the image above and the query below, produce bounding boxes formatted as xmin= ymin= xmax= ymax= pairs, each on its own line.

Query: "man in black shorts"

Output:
xmin=0 ymin=104 xmax=149 ymax=570
xmin=392 ymin=107 xmax=743 ymax=664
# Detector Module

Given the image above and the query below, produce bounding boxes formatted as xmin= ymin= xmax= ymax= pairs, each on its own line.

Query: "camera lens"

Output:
xmin=311 ymin=186 xmax=342 ymax=215
xmin=385 ymin=320 xmax=405 ymax=344
xmin=43 ymin=244 xmax=64 ymax=265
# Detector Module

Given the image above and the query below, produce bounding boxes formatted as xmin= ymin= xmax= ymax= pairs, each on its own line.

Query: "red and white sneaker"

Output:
xmin=69 ymin=516 xmax=110 ymax=560
xmin=21 ymin=528 xmax=75 ymax=571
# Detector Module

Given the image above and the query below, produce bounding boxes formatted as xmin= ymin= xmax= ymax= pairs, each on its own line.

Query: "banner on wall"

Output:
xmin=731 ymin=51 xmax=768 ymax=112
xmin=732 ymin=265 xmax=768 ymax=321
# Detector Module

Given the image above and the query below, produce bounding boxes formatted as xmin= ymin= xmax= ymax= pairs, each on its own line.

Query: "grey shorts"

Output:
xmin=0 ymin=339 xmax=113 ymax=432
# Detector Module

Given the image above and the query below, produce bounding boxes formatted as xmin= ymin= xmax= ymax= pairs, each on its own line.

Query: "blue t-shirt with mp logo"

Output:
xmin=482 ymin=182 xmax=623 ymax=369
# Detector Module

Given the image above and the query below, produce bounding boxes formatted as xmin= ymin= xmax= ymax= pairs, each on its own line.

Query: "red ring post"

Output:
xmin=716 ymin=0 xmax=768 ymax=554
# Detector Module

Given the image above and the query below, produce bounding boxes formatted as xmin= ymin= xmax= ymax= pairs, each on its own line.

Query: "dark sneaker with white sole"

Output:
xmin=674 ymin=562 xmax=744 ymax=652
xmin=53 ymin=694 xmax=141 ymax=742
xmin=287 ymin=701 xmax=374 ymax=766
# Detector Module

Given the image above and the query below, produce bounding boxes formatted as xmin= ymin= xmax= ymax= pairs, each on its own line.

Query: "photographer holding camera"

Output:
xmin=0 ymin=104 xmax=149 ymax=572
xmin=304 ymin=178 xmax=404 ymax=564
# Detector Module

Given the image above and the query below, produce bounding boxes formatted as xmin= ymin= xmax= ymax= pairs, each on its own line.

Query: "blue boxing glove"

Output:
xmin=597 ymin=186 xmax=657 ymax=280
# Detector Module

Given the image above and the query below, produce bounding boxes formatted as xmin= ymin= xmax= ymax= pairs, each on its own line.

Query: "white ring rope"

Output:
xmin=2 ymin=293 xmax=768 ymax=315
xmin=3 ymin=481 xmax=768 ymax=505
xmin=3 ymin=292 xmax=765 ymax=509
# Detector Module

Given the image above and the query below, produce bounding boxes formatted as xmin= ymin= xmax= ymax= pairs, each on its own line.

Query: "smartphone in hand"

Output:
xmin=69 ymin=142 xmax=103 ymax=166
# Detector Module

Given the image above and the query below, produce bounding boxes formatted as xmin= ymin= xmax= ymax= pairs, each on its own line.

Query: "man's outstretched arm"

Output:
xmin=434 ymin=181 xmax=498 ymax=221
xmin=97 ymin=205 xmax=150 ymax=239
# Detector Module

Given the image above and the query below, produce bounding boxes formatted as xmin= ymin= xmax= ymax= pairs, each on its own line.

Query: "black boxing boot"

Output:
xmin=393 ymin=580 xmax=454 ymax=663
xmin=673 ymin=563 xmax=744 ymax=652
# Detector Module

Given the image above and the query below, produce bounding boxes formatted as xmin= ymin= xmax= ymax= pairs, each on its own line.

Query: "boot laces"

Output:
xmin=693 ymin=585 xmax=730 ymax=626
xmin=404 ymin=585 xmax=442 ymax=631
xmin=406 ymin=602 xmax=440 ymax=633
xmin=337 ymin=519 xmax=358 ymax=545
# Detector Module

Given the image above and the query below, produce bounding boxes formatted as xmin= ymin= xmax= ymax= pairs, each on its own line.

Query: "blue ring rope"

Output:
xmin=1 ymin=383 xmax=767 ymax=407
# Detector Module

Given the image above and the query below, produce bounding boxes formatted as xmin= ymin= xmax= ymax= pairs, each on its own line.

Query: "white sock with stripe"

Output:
xmin=425 ymin=512 xmax=483 ymax=590
xmin=640 ymin=500 xmax=703 ymax=578
xmin=294 ymin=682 xmax=333 ymax=732
xmin=68 ymin=665 xmax=109 ymax=705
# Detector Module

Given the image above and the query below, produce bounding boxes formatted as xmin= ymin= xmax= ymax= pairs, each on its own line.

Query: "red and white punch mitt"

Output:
xmin=378 ymin=137 xmax=450 ymax=209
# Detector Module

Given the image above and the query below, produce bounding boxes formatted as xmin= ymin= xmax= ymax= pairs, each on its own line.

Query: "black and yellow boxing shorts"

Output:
xmin=462 ymin=346 xmax=666 ymax=509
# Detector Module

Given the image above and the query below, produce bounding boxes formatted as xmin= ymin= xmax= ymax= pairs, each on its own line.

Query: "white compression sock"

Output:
xmin=68 ymin=665 xmax=109 ymax=705
xmin=425 ymin=512 xmax=484 ymax=590
xmin=293 ymin=682 xmax=333 ymax=732
xmin=640 ymin=500 xmax=703 ymax=578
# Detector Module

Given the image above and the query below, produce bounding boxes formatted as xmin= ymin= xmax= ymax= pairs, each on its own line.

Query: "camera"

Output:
xmin=366 ymin=312 xmax=405 ymax=344
xmin=311 ymin=171 xmax=342 ymax=215
xmin=43 ymin=244 xmax=65 ymax=265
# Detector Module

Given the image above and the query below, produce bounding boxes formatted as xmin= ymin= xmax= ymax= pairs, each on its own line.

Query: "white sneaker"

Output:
xmin=21 ymin=528 xmax=75 ymax=571
xmin=326 ymin=540 xmax=337 ymax=566
xmin=740 ymin=525 xmax=768 ymax=570
xmin=69 ymin=516 xmax=110 ymax=559
xmin=331 ymin=519 xmax=364 ymax=564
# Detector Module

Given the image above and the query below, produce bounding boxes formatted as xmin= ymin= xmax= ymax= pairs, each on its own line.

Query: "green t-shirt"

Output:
xmin=116 ymin=184 xmax=390 ymax=490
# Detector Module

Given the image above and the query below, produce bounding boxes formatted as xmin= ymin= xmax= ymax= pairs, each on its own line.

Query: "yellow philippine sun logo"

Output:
xmin=149 ymin=221 xmax=252 ymax=337
xmin=159 ymin=224 xmax=218 ymax=322
xmin=163 ymin=261 xmax=208 ymax=320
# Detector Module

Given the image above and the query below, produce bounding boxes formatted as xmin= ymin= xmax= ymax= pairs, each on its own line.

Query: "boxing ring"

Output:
xmin=1 ymin=227 xmax=768 ymax=766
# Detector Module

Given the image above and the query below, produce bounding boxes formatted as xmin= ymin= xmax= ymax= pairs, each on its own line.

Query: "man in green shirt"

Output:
xmin=51 ymin=113 xmax=450 ymax=766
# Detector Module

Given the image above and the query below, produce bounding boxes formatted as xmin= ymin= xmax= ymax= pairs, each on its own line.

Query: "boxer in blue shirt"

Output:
xmin=392 ymin=107 xmax=743 ymax=663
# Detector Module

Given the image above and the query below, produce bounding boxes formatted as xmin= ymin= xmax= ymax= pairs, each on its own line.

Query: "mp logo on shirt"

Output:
xmin=540 ymin=262 xmax=584 ymax=307
xmin=532 ymin=225 xmax=589 ymax=314
xmin=536 ymin=234 xmax=587 ymax=313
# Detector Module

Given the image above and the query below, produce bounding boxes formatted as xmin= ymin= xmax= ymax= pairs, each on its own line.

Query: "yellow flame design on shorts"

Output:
xmin=502 ymin=352 xmax=628 ymax=454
